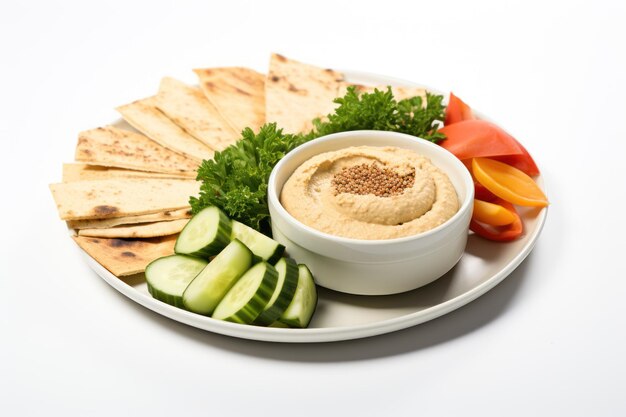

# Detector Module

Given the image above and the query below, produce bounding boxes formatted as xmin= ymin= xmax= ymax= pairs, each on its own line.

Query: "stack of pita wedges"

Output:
xmin=50 ymin=53 xmax=428 ymax=278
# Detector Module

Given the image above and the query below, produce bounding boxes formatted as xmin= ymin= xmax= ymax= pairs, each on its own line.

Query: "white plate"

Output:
xmin=78 ymin=71 xmax=548 ymax=343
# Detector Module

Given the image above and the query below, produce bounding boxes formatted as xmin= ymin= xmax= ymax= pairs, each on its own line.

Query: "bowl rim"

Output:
xmin=267 ymin=130 xmax=475 ymax=247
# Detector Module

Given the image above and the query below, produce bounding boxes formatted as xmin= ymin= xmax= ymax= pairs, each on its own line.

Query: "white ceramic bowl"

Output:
xmin=268 ymin=130 xmax=474 ymax=295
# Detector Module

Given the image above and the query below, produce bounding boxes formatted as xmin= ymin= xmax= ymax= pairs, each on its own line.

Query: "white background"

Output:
xmin=1 ymin=0 xmax=625 ymax=415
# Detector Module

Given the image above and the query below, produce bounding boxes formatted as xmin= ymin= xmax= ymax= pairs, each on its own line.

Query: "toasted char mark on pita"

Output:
xmin=265 ymin=53 xmax=345 ymax=134
xmin=108 ymin=238 xmax=134 ymax=247
xmin=67 ymin=208 xmax=192 ymax=229
xmin=75 ymin=126 xmax=199 ymax=175
xmin=94 ymin=205 xmax=119 ymax=216
xmin=73 ymin=235 xmax=177 ymax=276
xmin=337 ymin=83 xmax=428 ymax=107
xmin=154 ymin=77 xmax=239 ymax=151
xmin=116 ymin=97 xmax=214 ymax=162
xmin=62 ymin=164 xmax=194 ymax=182
xmin=49 ymin=178 xmax=199 ymax=221
xmin=77 ymin=218 xmax=189 ymax=238
xmin=194 ymin=67 xmax=266 ymax=134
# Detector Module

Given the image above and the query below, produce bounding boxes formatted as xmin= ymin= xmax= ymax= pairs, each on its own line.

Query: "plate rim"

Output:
xmin=76 ymin=70 xmax=549 ymax=343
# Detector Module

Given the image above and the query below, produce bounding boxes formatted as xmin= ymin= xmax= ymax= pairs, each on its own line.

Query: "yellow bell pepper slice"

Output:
xmin=472 ymin=199 xmax=517 ymax=226
xmin=472 ymin=157 xmax=549 ymax=207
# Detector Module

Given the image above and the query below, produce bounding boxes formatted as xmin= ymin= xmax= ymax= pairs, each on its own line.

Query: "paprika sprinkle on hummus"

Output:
xmin=280 ymin=146 xmax=459 ymax=240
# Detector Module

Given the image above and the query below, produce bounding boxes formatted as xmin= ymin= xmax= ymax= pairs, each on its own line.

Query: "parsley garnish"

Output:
xmin=314 ymin=87 xmax=446 ymax=142
xmin=191 ymin=86 xmax=446 ymax=233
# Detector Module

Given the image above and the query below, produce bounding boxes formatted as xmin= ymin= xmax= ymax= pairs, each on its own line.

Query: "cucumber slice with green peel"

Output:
xmin=253 ymin=258 xmax=298 ymax=326
xmin=145 ymin=255 xmax=208 ymax=308
xmin=175 ymin=206 xmax=232 ymax=259
xmin=278 ymin=264 xmax=318 ymax=328
xmin=182 ymin=239 xmax=253 ymax=315
xmin=230 ymin=220 xmax=285 ymax=264
xmin=212 ymin=262 xmax=278 ymax=324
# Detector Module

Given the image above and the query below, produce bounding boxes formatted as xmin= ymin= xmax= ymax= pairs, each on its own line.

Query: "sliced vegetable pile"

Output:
xmin=145 ymin=206 xmax=318 ymax=328
xmin=440 ymin=93 xmax=548 ymax=241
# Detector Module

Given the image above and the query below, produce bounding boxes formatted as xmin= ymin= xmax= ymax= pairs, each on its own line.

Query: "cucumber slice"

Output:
xmin=253 ymin=258 xmax=298 ymax=326
xmin=145 ymin=255 xmax=208 ymax=308
xmin=278 ymin=264 xmax=318 ymax=328
xmin=182 ymin=239 xmax=253 ymax=315
xmin=212 ymin=262 xmax=278 ymax=324
xmin=175 ymin=206 xmax=232 ymax=259
xmin=230 ymin=220 xmax=285 ymax=264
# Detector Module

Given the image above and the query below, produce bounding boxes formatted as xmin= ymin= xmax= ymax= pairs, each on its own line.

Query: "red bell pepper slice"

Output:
xmin=470 ymin=199 xmax=523 ymax=242
xmin=439 ymin=119 xmax=540 ymax=176
xmin=439 ymin=119 xmax=524 ymax=159
xmin=474 ymin=180 xmax=498 ymax=202
xmin=445 ymin=92 xmax=474 ymax=125
xmin=491 ymin=140 xmax=540 ymax=176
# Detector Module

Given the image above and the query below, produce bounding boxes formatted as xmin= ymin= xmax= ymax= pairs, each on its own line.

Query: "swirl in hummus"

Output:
xmin=280 ymin=146 xmax=459 ymax=240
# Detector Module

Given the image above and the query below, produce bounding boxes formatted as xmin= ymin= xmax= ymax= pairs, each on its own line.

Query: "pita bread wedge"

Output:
xmin=390 ymin=86 xmax=428 ymax=103
xmin=116 ymin=97 xmax=214 ymax=162
xmin=73 ymin=235 xmax=176 ymax=276
xmin=194 ymin=67 xmax=265 ymax=133
xmin=265 ymin=53 xmax=344 ymax=134
xmin=77 ymin=219 xmax=188 ymax=238
xmin=337 ymin=83 xmax=427 ymax=106
xmin=75 ymin=126 xmax=199 ymax=175
xmin=67 ymin=208 xmax=192 ymax=229
xmin=62 ymin=164 xmax=194 ymax=182
xmin=154 ymin=77 xmax=239 ymax=151
xmin=49 ymin=178 xmax=199 ymax=221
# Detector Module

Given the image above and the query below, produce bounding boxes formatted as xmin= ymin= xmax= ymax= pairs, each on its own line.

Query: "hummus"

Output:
xmin=280 ymin=146 xmax=459 ymax=240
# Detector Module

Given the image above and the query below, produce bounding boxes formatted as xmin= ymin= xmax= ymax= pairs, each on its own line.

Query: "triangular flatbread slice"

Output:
xmin=265 ymin=53 xmax=344 ymax=134
xmin=67 ymin=208 xmax=192 ymax=229
xmin=62 ymin=164 xmax=193 ymax=182
xmin=49 ymin=178 xmax=199 ymax=220
xmin=390 ymin=86 xmax=428 ymax=103
xmin=154 ymin=77 xmax=239 ymax=151
xmin=73 ymin=235 xmax=176 ymax=276
xmin=116 ymin=97 xmax=214 ymax=162
xmin=77 ymin=219 xmax=188 ymax=238
xmin=194 ymin=67 xmax=265 ymax=134
xmin=75 ymin=126 xmax=198 ymax=175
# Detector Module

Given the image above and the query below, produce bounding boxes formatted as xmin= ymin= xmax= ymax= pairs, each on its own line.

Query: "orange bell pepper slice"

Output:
xmin=472 ymin=157 xmax=548 ymax=207
xmin=472 ymin=199 xmax=517 ymax=226
xmin=470 ymin=199 xmax=523 ymax=241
